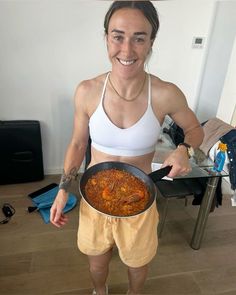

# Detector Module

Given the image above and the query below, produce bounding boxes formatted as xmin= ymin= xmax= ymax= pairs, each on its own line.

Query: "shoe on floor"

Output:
xmin=92 ymin=284 xmax=108 ymax=295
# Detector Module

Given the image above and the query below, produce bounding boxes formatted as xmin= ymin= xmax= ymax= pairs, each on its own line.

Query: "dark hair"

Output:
xmin=104 ymin=1 xmax=159 ymax=41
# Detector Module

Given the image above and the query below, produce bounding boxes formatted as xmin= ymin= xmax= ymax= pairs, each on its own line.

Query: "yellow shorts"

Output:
xmin=77 ymin=198 xmax=159 ymax=268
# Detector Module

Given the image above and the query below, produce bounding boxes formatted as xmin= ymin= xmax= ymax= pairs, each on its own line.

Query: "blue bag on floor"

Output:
xmin=28 ymin=184 xmax=77 ymax=223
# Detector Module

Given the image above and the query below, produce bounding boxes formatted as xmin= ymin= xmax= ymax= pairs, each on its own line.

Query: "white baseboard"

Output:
xmin=44 ymin=168 xmax=61 ymax=175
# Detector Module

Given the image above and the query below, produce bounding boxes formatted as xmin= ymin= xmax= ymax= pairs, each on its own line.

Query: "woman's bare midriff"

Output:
xmin=88 ymin=146 xmax=155 ymax=174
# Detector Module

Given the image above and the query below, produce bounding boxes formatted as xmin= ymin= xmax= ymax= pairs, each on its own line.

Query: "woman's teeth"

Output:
xmin=118 ymin=59 xmax=135 ymax=66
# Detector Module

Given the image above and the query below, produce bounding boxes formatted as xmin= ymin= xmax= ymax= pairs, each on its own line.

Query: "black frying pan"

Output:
xmin=79 ymin=161 xmax=172 ymax=218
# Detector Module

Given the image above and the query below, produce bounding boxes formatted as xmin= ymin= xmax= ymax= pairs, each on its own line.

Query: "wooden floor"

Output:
xmin=1 ymin=175 xmax=236 ymax=295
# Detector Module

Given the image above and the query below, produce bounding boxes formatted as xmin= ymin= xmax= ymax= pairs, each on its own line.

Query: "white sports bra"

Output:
xmin=89 ymin=72 xmax=161 ymax=157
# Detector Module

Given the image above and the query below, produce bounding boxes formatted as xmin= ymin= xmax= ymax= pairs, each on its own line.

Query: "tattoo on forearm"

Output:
xmin=59 ymin=167 xmax=78 ymax=192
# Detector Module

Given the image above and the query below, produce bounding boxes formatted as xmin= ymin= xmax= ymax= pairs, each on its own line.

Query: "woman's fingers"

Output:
xmin=50 ymin=192 xmax=69 ymax=227
xmin=50 ymin=204 xmax=68 ymax=227
xmin=163 ymin=163 xmax=192 ymax=178
xmin=51 ymin=213 xmax=68 ymax=227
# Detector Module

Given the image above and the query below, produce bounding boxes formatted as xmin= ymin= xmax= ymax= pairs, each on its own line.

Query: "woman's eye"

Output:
xmin=134 ymin=37 xmax=145 ymax=43
xmin=113 ymin=35 xmax=123 ymax=42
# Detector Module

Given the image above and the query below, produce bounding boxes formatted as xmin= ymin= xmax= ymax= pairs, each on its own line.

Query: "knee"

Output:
xmin=89 ymin=260 xmax=109 ymax=274
xmin=128 ymin=264 xmax=148 ymax=275
xmin=88 ymin=249 xmax=113 ymax=274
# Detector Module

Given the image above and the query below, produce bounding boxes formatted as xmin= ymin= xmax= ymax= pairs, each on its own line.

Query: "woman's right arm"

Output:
xmin=50 ymin=82 xmax=90 ymax=227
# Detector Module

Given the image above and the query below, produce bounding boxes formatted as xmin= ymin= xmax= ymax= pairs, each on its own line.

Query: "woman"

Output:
xmin=50 ymin=1 xmax=204 ymax=294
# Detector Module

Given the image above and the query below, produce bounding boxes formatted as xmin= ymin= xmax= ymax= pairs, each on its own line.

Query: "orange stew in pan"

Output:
xmin=85 ymin=169 xmax=150 ymax=216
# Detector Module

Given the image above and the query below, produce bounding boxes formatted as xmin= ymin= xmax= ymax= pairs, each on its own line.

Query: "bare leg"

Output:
xmin=88 ymin=248 xmax=113 ymax=295
xmin=127 ymin=264 xmax=149 ymax=295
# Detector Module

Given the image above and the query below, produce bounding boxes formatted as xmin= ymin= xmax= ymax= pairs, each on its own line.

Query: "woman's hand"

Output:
xmin=162 ymin=146 xmax=192 ymax=178
xmin=50 ymin=189 xmax=69 ymax=228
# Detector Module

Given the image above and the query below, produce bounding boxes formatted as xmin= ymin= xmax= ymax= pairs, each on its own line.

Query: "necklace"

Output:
xmin=108 ymin=73 xmax=146 ymax=102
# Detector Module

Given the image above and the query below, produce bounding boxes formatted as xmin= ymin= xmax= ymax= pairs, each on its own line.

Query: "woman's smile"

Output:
xmin=117 ymin=58 xmax=137 ymax=66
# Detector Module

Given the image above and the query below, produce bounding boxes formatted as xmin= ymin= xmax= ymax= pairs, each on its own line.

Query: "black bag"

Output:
xmin=0 ymin=120 xmax=44 ymax=184
xmin=163 ymin=122 xmax=184 ymax=146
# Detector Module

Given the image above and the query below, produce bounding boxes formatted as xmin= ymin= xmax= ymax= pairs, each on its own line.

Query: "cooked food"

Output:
xmin=85 ymin=169 xmax=150 ymax=216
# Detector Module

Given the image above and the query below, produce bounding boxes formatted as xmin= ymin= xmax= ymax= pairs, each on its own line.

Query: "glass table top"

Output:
xmin=153 ymin=133 xmax=229 ymax=180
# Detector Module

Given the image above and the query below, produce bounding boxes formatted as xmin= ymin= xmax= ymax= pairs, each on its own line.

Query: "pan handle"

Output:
xmin=148 ymin=165 xmax=172 ymax=183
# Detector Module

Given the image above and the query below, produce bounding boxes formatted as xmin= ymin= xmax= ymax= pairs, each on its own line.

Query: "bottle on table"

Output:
xmin=213 ymin=142 xmax=227 ymax=172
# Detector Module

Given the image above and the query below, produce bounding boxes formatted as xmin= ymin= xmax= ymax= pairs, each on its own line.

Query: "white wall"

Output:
xmin=217 ymin=36 xmax=236 ymax=124
xmin=0 ymin=0 xmax=233 ymax=174
xmin=151 ymin=0 xmax=215 ymax=110
xmin=0 ymin=1 xmax=110 ymax=174
xmin=196 ymin=1 xmax=236 ymax=122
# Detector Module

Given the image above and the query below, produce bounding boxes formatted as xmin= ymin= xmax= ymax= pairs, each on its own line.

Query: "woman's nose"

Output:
xmin=121 ymin=39 xmax=133 ymax=55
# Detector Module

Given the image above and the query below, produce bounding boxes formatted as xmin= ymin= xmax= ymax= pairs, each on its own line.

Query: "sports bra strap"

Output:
xmin=100 ymin=72 xmax=110 ymax=103
xmin=148 ymin=74 xmax=151 ymax=105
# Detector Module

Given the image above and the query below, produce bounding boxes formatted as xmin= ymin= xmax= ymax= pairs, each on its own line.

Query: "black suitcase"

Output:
xmin=0 ymin=120 xmax=44 ymax=184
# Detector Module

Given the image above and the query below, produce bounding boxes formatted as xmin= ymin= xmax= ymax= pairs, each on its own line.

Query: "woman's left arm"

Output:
xmin=161 ymin=84 xmax=204 ymax=177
